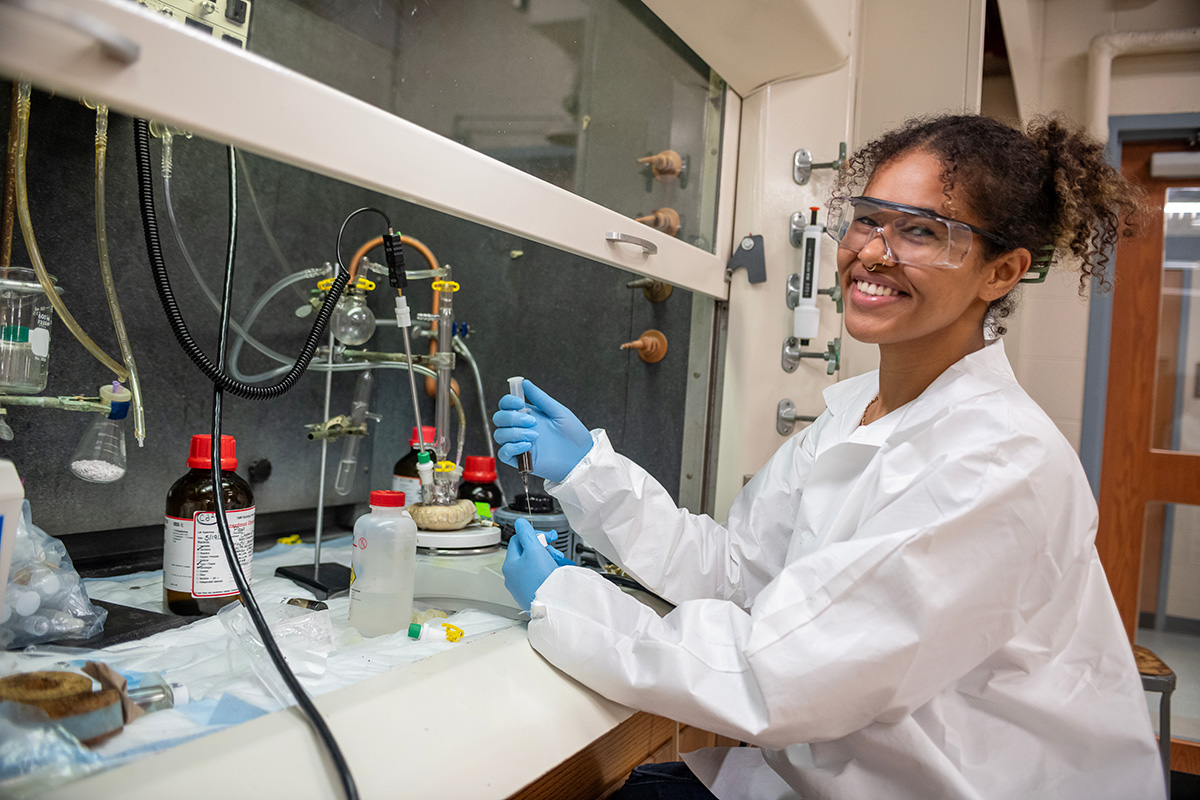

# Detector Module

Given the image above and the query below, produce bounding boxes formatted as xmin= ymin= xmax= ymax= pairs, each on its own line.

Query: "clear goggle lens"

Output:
xmin=826 ymin=196 xmax=984 ymax=269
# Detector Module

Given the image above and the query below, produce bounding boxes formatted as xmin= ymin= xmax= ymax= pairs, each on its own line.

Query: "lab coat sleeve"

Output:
xmin=530 ymin=409 xmax=1091 ymax=748
xmin=546 ymin=425 xmax=822 ymax=608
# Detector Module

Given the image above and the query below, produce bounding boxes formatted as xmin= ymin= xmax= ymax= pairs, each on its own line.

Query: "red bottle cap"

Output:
xmin=187 ymin=434 xmax=238 ymax=470
xmin=370 ymin=490 xmax=405 ymax=507
xmin=409 ymin=426 xmax=436 ymax=448
xmin=462 ymin=456 xmax=497 ymax=483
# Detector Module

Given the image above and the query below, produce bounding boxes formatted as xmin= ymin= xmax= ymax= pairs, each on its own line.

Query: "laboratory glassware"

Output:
xmin=0 ymin=267 xmax=54 ymax=394
xmin=69 ymin=382 xmax=131 ymax=483
xmin=330 ymin=289 xmax=376 ymax=346
xmin=333 ymin=368 xmax=375 ymax=496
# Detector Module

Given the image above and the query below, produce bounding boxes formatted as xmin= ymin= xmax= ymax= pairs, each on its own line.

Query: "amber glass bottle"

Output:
xmin=163 ymin=434 xmax=255 ymax=616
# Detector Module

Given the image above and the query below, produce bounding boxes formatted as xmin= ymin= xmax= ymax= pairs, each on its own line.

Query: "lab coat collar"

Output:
xmin=821 ymin=340 xmax=1015 ymax=435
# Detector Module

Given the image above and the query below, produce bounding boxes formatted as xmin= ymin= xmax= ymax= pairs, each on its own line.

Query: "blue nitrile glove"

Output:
xmin=503 ymin=518 xmax=575 ymax=612
xmin=492 ymin=379 xmax=593 ymax=482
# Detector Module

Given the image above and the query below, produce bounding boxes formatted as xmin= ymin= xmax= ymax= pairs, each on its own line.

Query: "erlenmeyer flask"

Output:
xmin=70 ymin=382 xmax=131 ymax=483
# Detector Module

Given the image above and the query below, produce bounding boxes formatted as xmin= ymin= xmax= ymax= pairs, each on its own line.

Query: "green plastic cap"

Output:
xmin=407 ymin=622 xmax=423 ymax=639
xmin=417 ymin=451 xmax=432 ymax=464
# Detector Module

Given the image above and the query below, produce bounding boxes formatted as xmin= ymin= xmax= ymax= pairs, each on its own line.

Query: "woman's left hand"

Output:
xmin=503 ymin=518 xmax=575 ymax=612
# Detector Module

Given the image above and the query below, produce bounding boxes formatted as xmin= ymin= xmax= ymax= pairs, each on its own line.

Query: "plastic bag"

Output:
xmin=0 ymin=701 xmax=104 ymax=799
xmin=0 ymin=502 xmax=107 ymax=649
xmin=217 ymin=602 xmax=333 ymax=708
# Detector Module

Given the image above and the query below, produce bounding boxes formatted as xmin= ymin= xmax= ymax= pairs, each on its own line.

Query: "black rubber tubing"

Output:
xmin=133 ymin=117 xmax=348 ymax=399
xmin=207 ymin=144 xmax=358 ymax=799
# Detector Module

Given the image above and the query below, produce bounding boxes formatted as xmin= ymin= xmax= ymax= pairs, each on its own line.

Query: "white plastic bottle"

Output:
xmin=348 ymin=490 xmax=418 ymax=637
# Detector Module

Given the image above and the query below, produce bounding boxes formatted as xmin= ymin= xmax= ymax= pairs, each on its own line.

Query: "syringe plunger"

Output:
xmin=507 ymin=377 xmax=534 ymax=472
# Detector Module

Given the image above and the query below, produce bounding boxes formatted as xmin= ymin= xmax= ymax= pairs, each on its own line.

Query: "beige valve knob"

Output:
xmin=635 ymin=207 xmax=681 ymax=237
xmin=620 ymin=329 xmax=668 ymax=363
xmin=637 ymin=150 xmax=683 ymax=182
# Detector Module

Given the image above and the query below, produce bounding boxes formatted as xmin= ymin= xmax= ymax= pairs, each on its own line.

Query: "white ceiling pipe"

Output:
xmin=1087 ymin=27 xmax=1200 ymax=143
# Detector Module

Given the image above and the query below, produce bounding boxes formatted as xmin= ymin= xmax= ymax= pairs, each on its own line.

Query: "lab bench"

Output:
xmin=10 ymin=537 xmax=710 ymax=799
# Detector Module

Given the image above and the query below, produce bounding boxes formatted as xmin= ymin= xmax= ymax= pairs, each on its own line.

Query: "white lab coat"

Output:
xmin=531 ymin=340 xmax=1165 ymax=800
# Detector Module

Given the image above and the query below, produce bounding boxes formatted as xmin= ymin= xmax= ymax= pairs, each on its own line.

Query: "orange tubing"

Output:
xmin=345 ymin=234 xmax=449 ymax=397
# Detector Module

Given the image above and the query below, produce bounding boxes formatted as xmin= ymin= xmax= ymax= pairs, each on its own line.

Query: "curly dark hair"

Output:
xmin=833 ymin=114 xmax=1145 ymax=335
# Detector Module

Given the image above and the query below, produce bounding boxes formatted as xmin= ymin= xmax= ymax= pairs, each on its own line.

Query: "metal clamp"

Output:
xmin=606 ymin=231 xmax=658 ymax=255
xmin=782 ymin=336 xmax=840 ymax=374
xmin=1 ymin=0 xmax=141 ymax=63
xmin=792 ymin=142 xmax=847 ymax=185
xmin=776 ymin=399 xmax=819 ymax=436
xmin=306 ymin=414 xmax=367 ymax=442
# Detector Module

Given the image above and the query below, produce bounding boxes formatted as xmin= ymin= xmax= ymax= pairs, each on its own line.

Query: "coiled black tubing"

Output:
xmin=133 ymin=117 xmax=348 ymax=399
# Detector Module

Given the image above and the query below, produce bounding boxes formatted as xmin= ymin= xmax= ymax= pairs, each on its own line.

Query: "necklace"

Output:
xmin=860 ymin=395 xmax=879 ymax=426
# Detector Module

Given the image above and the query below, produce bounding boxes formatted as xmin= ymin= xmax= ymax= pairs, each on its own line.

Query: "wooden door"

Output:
xmin=1096 ymin=138 xmax=1200 ymax=775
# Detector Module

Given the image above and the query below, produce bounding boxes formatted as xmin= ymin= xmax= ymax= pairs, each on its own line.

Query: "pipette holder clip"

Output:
xmin=782 ymin=337 xmax=840 ymax=375
xmin=777 ymin=399 xmax=819 ymax=436
xmin=792 ymin=142 xmax=847 ymax=185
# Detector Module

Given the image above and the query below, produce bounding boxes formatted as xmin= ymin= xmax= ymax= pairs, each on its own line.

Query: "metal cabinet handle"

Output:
xmin=605 ymin=231 xmax=658 ymax=256
xmin=2 ymin=0 xmax=140 ymax=64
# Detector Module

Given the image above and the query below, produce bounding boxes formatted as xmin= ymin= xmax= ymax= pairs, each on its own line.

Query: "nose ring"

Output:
xmin=865 ymin=263 xmax=880 ymax=273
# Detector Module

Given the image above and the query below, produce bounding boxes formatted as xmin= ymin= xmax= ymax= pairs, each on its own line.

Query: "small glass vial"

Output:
xmin=164 ymin=434 xmax=255 ymax=616
xmin=458 ymin=456 xmax=503 ymax=518
xmin=69 ymin=382 xmax=131 ymax=483
xmin=392 ymin=426 xmax=434 ymax=508
xmin=349 ymin=490 xmax=417 ymax=638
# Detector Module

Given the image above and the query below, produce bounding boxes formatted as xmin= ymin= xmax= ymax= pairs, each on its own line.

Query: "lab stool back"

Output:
xmin=1134 ymin=644 xmax=1176 ymax=798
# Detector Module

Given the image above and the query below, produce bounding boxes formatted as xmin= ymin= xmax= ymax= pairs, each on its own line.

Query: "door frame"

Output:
xmin=1085 ymin=118 xmax=1200 ymax=776
xmin=1080 ymin=112 xmax=1200 ymax=495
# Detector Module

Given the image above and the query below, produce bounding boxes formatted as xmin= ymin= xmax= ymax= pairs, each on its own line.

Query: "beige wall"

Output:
xmin=714 ymin=70 xmax=855 ymax=518
xmin=1000 ymin=0 xmax=1200 ymax=451
xmin=713 ymin=0 xmax=988 ymax=519
xmin=708 ymin=0 xmax=1199 ymax=519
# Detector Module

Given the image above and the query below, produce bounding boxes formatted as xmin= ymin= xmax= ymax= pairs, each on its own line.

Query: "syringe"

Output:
xmin=507 ymin=376 xmax=533 ymax=500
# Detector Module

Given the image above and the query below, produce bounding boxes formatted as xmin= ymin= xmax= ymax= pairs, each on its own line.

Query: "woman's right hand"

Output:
xmin=492 ymin=379 xmax=592 ymax=482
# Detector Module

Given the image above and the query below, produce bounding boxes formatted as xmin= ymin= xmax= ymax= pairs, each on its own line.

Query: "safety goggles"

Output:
xmin=826 ymin=196 xmax=1012 ymax=269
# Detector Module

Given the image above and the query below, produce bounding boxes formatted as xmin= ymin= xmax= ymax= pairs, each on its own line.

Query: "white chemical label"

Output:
xmin=392 ymin=475 xmax=422 ymax=506
xmin=164 ymin=507 xmax=255 ymax=597
xmin=29 ymin=328 xmax=49 ymax=358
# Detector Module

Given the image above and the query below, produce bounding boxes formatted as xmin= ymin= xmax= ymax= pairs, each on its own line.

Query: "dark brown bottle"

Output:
xmin=164 ymin=434 xmax=255 ymax=616
xmin=457 ymin=456 xmax=503 ymax=517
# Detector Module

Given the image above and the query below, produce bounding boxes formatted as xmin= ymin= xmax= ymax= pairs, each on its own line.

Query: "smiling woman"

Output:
xmin=491 ymin=113 xmax=1165 ymax=800
xmin=835 ymin=114 xmax=1145 ymax=337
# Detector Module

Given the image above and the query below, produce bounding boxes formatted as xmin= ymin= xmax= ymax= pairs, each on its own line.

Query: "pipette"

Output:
xmin=507 ymin=376 xmax=532 ymax=500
